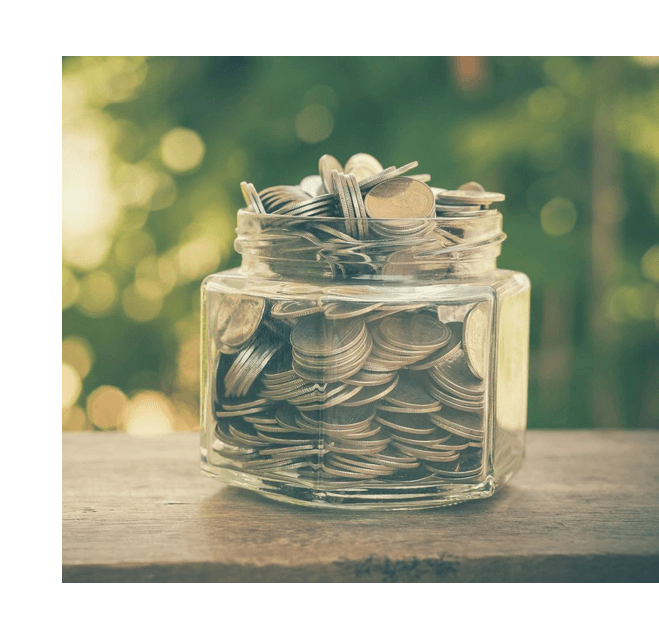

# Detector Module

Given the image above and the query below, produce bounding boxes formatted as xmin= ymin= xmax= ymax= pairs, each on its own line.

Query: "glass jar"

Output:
xmin=200 ymin=207 xmax=530 ymax=510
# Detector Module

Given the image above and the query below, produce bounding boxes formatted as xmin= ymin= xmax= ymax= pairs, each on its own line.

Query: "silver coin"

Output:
xmin=319 ymin=154 xmax=343 ymax=194
xmin=358 ymin=161 xmax=419 ymax=190
xmin=458 ymin=181 xmax=485 ymax=192
xmin=237 ymin=343 xmax=282 ymax=397
xmin=375 ymin=413 xmax=437 ymax=435
xmin=344 ymin=153 xmax=384 ymax=182
xmin=291 ymin=315 xmax=365 ymax=356
xmin=343 ymin=369 xmax=397 ymax=387
xmin=388 ymin=430 xmax=454 ymax=449
xmin=293 ymin=384 xmax=364 ymax=410
xmin=300 ymin=175 xmax=324 ymax=197
xmin=382 ymin=374 xmax=442 ymax=411
xmin=347 ymin=173 xmax=369 ymax=239
xmin=408 ymin=322 xmax=462 ymax=370
xmin=392 ymin=442 xmax=460 ymax=462
xmin=301 ymin=404 xmax=375 ymax=429
xmin=378 ymin=314 xmax=450 ymax=351
xmin=271 ymin=300 xmax=325 ymax=319
xmin=292 ymin=326 xmax=369 ymax=366
xmin=364 ymin=177 xmax=435 ymax=222
xmin=332 ymin=170 xmax=358 ymax=237
xmin=428 ymin=349 xmax=485 ymax=398
xmin=463 ymin=302 xmax=490 ymax=380
xmin=214 ymin=294 xmax=265 ymax=349
xmin=426 ymin=390 xmax=483 ymax=413
xmin=342 ymin=375 xmax=399 ymax=407
xmin=272 ymin=193 xmax=335 ymax=216
xmin=437 ymin=189 xmax=505 ymax=206
xmin=240 ymin=181 xmax=267 ymax=215
xmin=223 ymin=342 xmax=259 ymax=395
xmin=435 ymin=204 xmax=482 ymax=214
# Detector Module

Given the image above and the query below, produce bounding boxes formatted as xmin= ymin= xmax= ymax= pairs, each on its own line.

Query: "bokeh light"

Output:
xmin=641 ymin=245 xmax=659 ymax=283
xmin=62 ymin=364 xmax=82 ymax=409
xmin=160 ymin=128 xmax=205 ymax=173
xmin=62 ymin=336 xmax=95 ymax=379
xmin=296 ymin=104 xmax=334 ymax=144
xmin=121 ymin=283 xmax=163 ymax=322
xmin=76 ymin=271 xmax=118 ymax=317
xmin=62 ymin=267 xmax=80 ymax=309
xmin=527 ymin=87 xmax=567 ymax=122
xmin=63 ymin=406 xmax=89 ymax=431
xmin=632 ymin=57 xmax=659 ymax=68
xmin=540 ymin=197 xmax=578 ymax=236
xmin=87 ymin=386 xmax=128 ymax=430
xmin=122 ymin=391 xmax=176 ymax=436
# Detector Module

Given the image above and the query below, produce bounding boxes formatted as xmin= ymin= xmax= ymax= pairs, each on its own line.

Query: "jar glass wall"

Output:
xmin=200 ymin=211 xmax=530 ymax=509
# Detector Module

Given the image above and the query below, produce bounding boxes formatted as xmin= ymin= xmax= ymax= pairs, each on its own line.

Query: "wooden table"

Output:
xmin=62 ymin=431 xmax=659 ymax=582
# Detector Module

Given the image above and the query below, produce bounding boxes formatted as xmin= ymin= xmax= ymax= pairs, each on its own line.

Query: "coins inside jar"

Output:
xmin=212 ymin=296 xmax=491 ymax=484
xmin=212 ymin=152 xmax=503 ymax=486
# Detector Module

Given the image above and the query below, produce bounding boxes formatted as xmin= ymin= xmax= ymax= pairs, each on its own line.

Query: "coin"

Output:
xmin=408 ymin=322 xmax=462 ymax=370
xmin=463 ymin=302 xmax=490 ymax=379
xmin=358 ymin=161 xmax=419 ymax=190
xmin=344 ymin=153 xmax=384 ymax=182
xmin=381 ymin=374 xmax=442 ymax=412
xmin=347 ymin=173 xmax=369 ymax=239
xmin=259 ymin=185 xmax=311 ymax=212
xmin=437 ymin=189 xmax=505 ymax=206
xmin=300 ymin=175 xmax=324 ymax=197
xmin=271 ymin=300 xmax=324 ymax=319
xmin=319 ymin=154 xmax=343 ymax=194
xmin=291 ymin=315 xmax=365 ymax=356
xmin=341 ymin=375 xmax=399 ymax=407
xmin=343 ymin=369 xmax=397 ymax=387
xmin=435 ymin=204 xmax=482 ymax=215
xmin=214 ymin=294 xmax=265 ymax=349
xmin=332 ymin=170 xmax=357 ymax=237
xmin=240 ymin=181 xmax=267 ymax=215
xmin=365 ymin=177 xmax=435 ymax=222
xmin=458 ymin=181 xmax=485 ymax=192
xmin=375 ymin=412 xmax=437 ymax=435
xmin=378 ymin=314 xmax=450 ymax=351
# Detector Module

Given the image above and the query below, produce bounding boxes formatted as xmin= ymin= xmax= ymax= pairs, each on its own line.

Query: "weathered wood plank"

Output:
xmin=62 ymin=431 xmax=659 ymax=582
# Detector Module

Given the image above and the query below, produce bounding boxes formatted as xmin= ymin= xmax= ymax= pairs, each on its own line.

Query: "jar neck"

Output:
xmin=235 ymin=210 xmax=506 ymax=282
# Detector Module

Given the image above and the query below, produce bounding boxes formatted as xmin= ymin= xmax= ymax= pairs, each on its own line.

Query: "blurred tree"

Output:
xmin=62 ymin=56 xmax=659 ymax=432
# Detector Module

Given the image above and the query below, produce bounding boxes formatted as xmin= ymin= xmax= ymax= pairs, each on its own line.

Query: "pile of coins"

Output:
xmin=210 ymin=153 xmax=501 ymax=486
xmin=212 ymin=299 xmax=490 ymax=485
xmin=237 ymin=153 xmax=505 ymax=279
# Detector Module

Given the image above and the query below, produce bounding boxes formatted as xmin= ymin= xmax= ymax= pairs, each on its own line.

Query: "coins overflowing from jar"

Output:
xmin=237 ymin=153 xmax=505 ymax=280
xmin=211 ymin=153 xmax=501 ymax=486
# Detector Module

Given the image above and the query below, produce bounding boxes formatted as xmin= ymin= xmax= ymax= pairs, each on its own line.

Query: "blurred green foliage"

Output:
xmin=62 ymin=56 xmax=659 ymax=432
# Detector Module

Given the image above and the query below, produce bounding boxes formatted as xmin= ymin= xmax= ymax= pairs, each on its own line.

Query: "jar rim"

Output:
xmin=238 ymin=208 xmax=501 ymax=224
xmin=235 ymin=207 xmax=506 ymax=281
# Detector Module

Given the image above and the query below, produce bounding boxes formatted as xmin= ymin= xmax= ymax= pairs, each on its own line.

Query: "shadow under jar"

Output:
xmin=200 ymin=209 xmax=530 ymax=510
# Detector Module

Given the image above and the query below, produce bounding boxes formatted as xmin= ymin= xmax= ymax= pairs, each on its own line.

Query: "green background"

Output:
xmin=62 ymin=56 xmax=659 ymax=433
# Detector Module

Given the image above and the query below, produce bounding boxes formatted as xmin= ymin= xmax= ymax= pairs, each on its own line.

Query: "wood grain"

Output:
xmin=62 ymin=431 xmax=659 ymax=582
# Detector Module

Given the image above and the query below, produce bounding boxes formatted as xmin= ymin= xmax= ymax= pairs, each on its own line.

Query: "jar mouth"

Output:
xmin=237 ymin=208 xmax=500 ymax=223
xmin=235 ymin=209 xmax=506 ymax=281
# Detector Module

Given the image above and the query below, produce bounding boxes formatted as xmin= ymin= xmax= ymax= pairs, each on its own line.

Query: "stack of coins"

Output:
xmin=210 ymin=153 xmax=501 ymax=485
